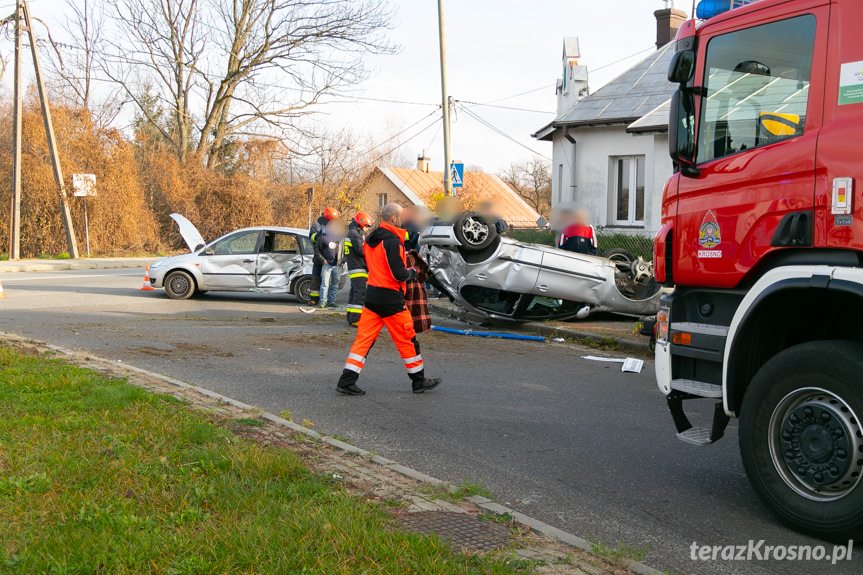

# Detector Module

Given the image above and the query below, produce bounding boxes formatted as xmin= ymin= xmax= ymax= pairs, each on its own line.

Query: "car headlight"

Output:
xmin=151 ymin=258 xmax=167 ymax=268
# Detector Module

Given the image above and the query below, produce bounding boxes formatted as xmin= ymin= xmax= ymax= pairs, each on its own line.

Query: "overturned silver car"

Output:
xmin=419 ymin=211 xmax=664 ymax=322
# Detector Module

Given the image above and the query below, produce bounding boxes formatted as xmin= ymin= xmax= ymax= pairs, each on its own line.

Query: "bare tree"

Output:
xmin=51 ymin=0 xmax=123 ymax=126
xmin=102 ymin=0 xmax=395 ymax=166
xmin=500 ymin=158 xmax=552 ymax=217
xmin=102 ymin=0 xmax=205 ymax=163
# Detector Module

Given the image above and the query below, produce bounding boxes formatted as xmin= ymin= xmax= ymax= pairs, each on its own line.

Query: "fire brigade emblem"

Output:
xmin=699 ymin=210 xmax=721 ymax=249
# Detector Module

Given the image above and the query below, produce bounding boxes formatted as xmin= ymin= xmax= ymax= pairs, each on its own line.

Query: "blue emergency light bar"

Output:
xmin=696 ymin=0 xmax=758 ymax=19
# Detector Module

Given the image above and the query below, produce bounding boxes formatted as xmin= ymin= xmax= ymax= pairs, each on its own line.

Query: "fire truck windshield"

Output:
xmin=696 ymin=14 xmax=816 ymax=164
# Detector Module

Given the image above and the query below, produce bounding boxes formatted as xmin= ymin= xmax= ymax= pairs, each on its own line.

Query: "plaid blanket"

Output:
xmin=405 ymin=251 xmax=431 ymax=333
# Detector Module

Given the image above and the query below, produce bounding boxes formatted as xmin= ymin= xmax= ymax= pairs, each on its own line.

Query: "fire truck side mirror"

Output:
xmin=668 ymin=50 xmax=696 ymax=84
xmin=669 ymin=90 xmax=701 ymax=178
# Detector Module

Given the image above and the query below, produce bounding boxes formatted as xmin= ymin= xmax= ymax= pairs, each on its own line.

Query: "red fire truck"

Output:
xmin=655 ymin=0 xmax=863 ymax=538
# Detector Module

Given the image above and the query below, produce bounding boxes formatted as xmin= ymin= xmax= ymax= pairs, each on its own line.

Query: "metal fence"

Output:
xmin=506 ymin=227 xmax=656 ymax=261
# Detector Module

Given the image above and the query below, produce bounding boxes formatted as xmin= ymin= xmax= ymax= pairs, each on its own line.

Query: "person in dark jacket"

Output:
xmin=345 ymin=212 xmax=373 ymax=326
xmin=336 ymin=203 xmax=442 ymax=396
xmin=308 ymin=207 xmax=340 ymax=305
xmin=314 ymin=220 xmax=346 ymax=308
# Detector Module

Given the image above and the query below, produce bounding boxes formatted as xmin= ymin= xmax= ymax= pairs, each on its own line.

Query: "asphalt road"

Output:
xmin=0 ymin=269 xmax=859 ymax=575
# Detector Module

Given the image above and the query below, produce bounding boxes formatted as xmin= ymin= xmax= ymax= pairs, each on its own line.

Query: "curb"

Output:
xmin=429 ymin=302 xmax=651 ymax=354
xmin=0 ymin=257 xmax=156 ymax=273
xmin=1 ymin=331 xmax=664 ymax=575
xmin=519 ymin=322 xmax=651 ymax=354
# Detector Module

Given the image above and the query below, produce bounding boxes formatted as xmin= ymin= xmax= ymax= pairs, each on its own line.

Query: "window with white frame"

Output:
xmin=612 ymin=156 xmax=645 ymax=225
xmin=378 ymin=193 xmax=388 ymax=208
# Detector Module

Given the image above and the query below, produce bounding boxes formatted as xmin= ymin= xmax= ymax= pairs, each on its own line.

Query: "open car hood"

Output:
xmin=169 ymin=213 xmax=206 ymax=252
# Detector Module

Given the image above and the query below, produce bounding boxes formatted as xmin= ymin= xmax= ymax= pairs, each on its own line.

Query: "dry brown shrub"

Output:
xmin=139 ymin=150 xmax=273 ymax=248
xmin=0 ymin=93 xmax=161 ymax=257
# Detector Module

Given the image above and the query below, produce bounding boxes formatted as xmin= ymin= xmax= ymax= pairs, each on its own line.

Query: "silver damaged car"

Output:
xmin=419 ymin=211 xmax=664 ymax=322
xmin=146 ymin=214 xmax=343 ymax=302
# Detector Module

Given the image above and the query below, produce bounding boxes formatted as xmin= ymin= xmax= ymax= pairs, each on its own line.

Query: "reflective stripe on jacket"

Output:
xmin=345 ymin=221 xmax=368 ymax=279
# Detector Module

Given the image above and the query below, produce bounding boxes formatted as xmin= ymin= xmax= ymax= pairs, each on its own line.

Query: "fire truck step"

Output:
xmin=676 ymin=427 xmax=714 ymax=446
xmin=670 ymin=379 xmax=722 ymax=398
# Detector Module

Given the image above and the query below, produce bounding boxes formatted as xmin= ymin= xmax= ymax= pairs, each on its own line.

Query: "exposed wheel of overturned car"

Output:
xmin=293 ymin=275 xmax=314 ymax=305
xmin=601 ymin=248 xmax=635 ymax=265
xmin=164 ymin=270 xmax=196 ymax=300
xmin=454 ymin=211 xmax=498 ymax=252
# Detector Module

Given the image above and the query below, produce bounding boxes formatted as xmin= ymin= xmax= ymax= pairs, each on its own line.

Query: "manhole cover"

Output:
xmin=397 ymin=512 xmax=511 ymax=552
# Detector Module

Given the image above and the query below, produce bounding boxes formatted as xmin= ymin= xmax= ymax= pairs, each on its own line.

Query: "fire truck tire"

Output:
xmin=739 ymin=340 xmax=863 ymax=540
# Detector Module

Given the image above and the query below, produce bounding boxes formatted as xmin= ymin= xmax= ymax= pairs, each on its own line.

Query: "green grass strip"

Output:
xmin=0 ymin=347 xmax=528 ymax=575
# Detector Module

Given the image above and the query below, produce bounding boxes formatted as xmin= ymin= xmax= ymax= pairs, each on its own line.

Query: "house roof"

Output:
xmin=377 ymin=167 xmax=542 ymax=228
xmin=533 ymin=43 xmax=676 ymax=141
xmin=626 ymin=98 xmax=672 ymax=134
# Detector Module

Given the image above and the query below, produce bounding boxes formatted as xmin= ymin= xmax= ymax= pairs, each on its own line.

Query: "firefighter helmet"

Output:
xmin=323 ymin=207 xmax=341 ymax=220
xmin=353 ymin=212 xmax=373 ymax=228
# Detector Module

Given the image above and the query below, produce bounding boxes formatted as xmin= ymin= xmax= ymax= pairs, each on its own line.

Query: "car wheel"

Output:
xmin=739 ymin=340 xmax=863 ymax=540
xmin=164 ymin=270 xmax=196 ymax=300
xmin=601 ymin=248 xmax=635 ymax=265
xmin=293 ymin=275 xmax=313 ymax=305
xmin=454 ymin=211 xmax=498 ymax=252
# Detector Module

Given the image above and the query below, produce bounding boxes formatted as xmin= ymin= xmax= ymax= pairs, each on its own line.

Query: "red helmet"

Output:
xmin=323 ymin=207 xmax=341 ymax=220
xmin=353 ymin=212 xmax=373 ymax=228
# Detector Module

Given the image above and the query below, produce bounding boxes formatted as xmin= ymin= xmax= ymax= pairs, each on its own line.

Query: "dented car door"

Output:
xmin=200 ymin=229 xmax=262 ymax=290
xmin=256 ymin=231 xmax=305 ymax=289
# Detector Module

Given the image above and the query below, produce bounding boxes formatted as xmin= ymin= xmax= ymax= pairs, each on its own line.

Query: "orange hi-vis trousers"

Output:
xmin=339 ymin=307 xmax=424 ymax=388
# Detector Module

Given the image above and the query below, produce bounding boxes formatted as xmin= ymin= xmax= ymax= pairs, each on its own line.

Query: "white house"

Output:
xmin=532 ymin=7 xmax=687 ymax=233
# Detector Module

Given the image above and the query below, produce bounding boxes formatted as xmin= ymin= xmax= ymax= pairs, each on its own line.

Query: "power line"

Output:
xmin=483 ymin=83 xmax=554 ymax=105
xmin=357 ymin=109 xmax=440 ymax=158
xmin=475 ymin=44 xmax=657 ymax=107
xmin=457 ymin=103 xmax=551 ymax=161
xmin=589 ymin=45 xmax=656 ymax=73
xmin=454 ymin=99 xmax=554 ymax=114
xmin=369 ymin=115 xmax=441 ymax=166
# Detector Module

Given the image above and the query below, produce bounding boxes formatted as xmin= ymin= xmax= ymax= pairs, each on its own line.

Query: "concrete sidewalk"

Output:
xmin=0 ymin=257 xmax=156 ymax=273
xmin=429 ymin=300 xmax=653 ymax=354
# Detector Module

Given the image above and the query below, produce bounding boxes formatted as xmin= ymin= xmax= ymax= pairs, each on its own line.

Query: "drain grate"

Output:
xmin=397 ymin=512 xmax=512 ymax=552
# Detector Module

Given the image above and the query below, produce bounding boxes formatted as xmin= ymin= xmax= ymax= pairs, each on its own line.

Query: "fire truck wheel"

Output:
xmin=739 ymin=340 xmax=863 ymax=540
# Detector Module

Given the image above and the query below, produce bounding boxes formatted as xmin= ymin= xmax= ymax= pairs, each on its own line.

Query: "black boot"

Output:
xmin=410 ymin=371 xmax=442 ymax=394
xmin=337 ymin=369 xmax=366 ymax=395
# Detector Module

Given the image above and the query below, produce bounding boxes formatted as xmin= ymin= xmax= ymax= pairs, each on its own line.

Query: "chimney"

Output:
xmin=556 ymin=37 xmax=589 ymax=115
xmin=417 ymin=152 xmax=430 ymax=173
xmin=654 ymin=7 xmax=687 ymax=49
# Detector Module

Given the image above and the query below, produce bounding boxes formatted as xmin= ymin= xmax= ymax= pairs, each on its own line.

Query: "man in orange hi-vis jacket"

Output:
xmin=336 ymin=203 xmax=442 ymax=396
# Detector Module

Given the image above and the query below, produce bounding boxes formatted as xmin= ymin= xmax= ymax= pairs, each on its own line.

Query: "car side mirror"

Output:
xmin=204 ymin=247 xmax=215 ymax=256
xmin=669 ymin=90 xmax=701 ymax=178
xmin=668 ymin=50 xmax=696 ymax=84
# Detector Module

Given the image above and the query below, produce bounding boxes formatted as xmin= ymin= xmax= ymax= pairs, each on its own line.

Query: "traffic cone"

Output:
xmin=140 ymin=267 xmax=155 ymax=291
xmin=0 ymin=278 xmax=5 ymax=299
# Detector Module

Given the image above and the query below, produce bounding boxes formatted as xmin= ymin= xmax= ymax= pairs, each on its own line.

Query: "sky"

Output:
xmin=4 ymin=0 xmax=689 ymax=175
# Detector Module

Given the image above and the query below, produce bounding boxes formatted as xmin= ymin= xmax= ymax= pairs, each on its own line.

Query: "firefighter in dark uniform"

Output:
xmin=336 ymin=203 xmax=442 ymax=396
xmin=308 ymin=207 xmax=340 ymax=306
xmin=345 ymin=211 xmax=373 ymax=327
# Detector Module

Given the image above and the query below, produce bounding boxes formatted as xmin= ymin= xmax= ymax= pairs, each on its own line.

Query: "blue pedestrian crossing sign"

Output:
xmin=450 ymin=162 xmax=464 ymax=189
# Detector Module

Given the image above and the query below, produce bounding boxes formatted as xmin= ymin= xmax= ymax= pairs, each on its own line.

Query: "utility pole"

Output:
xmin=22 ymin=1 xmax=79 ymax=258
xmin=8 ymin=1 xmax=22 ymax=260
xmin=437 ymin=0 xmax=453 ymax=196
